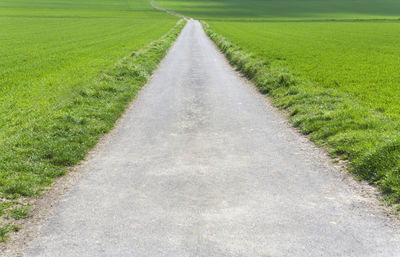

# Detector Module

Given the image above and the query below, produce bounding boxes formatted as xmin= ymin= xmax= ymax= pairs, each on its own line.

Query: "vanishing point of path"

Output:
xmin=25 ymin=20 xmax=400 ymax=256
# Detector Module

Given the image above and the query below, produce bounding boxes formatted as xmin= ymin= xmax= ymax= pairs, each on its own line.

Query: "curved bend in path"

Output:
xmin=25 ymin=20 xmax=400 ymax=256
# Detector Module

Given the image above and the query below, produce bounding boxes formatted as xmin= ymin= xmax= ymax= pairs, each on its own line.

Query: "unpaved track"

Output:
xmin=25 ymin=20 xmax=400 ymax=256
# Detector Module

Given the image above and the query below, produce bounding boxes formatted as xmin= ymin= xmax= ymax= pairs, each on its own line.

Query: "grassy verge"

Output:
xmin=202 ymin=21 xmax=400 ymax=208
xmin=0 ymin=19 xmax=186 ymax=242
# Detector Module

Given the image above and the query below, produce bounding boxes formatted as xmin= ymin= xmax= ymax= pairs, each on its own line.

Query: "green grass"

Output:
xmin=0 ymin=224 xmax=19 ymax=242
xmin=156 ymin=0 xmax=400 ymax=20
xmin=157 ymin=0 xmax=400 ymax=205
xmin=7 ymin=206 xmax=29 ymax=220
xmin=207 ymin=22 xmax=400 ymax=117
xmin=1 ymin=0 xmax=183 ymax=240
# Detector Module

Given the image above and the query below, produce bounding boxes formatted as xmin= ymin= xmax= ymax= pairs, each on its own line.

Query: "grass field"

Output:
xmin=156 ymin=0 xmax=400 ymax=206
xmin=156 ymin=0 xmax=400 ymax=20
xmin=0 ymin=0 xmax=181 ymax=241
xmin=208 ymin=22 xmax=400 ymax=117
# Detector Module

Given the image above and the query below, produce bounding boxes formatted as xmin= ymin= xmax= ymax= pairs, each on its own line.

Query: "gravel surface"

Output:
xmin=25 ymin=20 xmax=400 ymax=257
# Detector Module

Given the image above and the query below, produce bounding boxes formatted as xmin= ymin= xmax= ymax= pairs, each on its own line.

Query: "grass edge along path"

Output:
xmin=0 ymin=19 xmax=186 ymax=242
xmin=201 ymin=21 xmax=400 ymax=210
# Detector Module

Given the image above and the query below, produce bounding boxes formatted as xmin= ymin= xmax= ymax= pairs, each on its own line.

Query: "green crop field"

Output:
xmin=0 ymin=0 xmax=182 ymax=241
xmin=156 ymin=0 xmax=400 ymax=206
xmin=156 ymin=0 xmax=400 ymax=20
xmin=208 ymin=22 xmax=400 ymax=116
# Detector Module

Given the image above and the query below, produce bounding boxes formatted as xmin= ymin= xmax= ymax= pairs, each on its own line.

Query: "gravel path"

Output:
xmin=25 ymin=20 xmax=400 ymax=257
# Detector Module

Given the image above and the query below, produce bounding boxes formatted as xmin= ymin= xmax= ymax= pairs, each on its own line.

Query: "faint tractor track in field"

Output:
xmin=150 ymin=0 xmax=186 ymax=18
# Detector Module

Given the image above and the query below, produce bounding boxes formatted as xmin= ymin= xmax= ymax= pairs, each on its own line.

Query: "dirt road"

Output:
xmin=25 ymin=20 xmax=400 ymax=256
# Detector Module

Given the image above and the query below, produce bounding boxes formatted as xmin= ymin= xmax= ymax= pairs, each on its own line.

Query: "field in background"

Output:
xmin=208 ymin=22 xmax=400 ymax=117
xmin=0 ymin=0 xmax=179 ymax=240
xmin=157 ymin=0 xmax=400 ymax=20
xmin=156 ymin=0 xmax=400 ymax=205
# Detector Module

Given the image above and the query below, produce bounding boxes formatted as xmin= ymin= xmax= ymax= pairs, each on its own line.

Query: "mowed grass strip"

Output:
xmin=0 ymin=0 xmax=182 ymax=241
xmin=157 ymin=0 xmax=400 ymax=206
